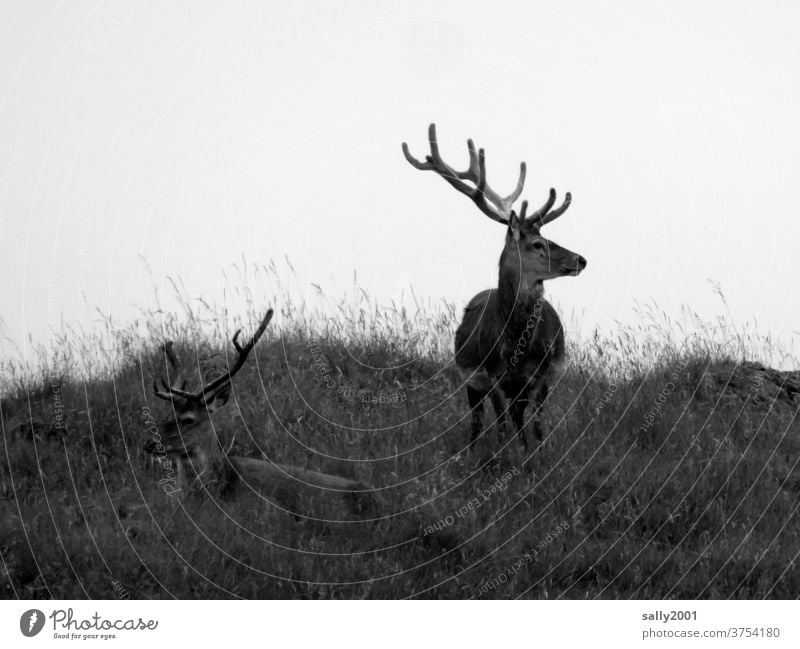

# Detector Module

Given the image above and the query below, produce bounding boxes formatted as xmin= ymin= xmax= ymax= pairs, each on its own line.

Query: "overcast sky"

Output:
xmin=1 ymin=0 xmax=799 ymax=365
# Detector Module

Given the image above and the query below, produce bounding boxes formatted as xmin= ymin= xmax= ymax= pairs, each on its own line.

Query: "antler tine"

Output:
xmin=402 ymin=123 xmax=526 ymax=224
xmin=464 ymin=138 xmax=479 ymax=176
xmin=164 ymin=341 xmax=190 ymax=389
xmin=517 ymin=200 xmax=529 ymax=221
xmin=401 ymin=142 xmax=431 ymax=170
xmin=455 ymin=143 xmax=527 ymax=219
xmin=536 ymin=191 xmax=572 ymax=226
xmin=400 ymin=124 xmax=442 ymax=171
xmin=199 ymin=308 xmax=274 ymax=398
xmin=152 ymin=341 xmax=197 ymax=402
xmin=153 ymin=379 xmax=176 ymax=402
xmin=508 ymin=162 xmax=527 ymax=203
xmin=531 ymin=188 xmax=556 ymax=220
xmin=424 ymin=124 xmax=481 ymax=198
xmin=152 ymin=382 xmax=194 ymax=402
xmin=427 ymin=122 xmax=441 ymax=163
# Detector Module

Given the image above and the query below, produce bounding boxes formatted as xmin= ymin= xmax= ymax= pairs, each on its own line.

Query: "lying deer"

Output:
xmin=403 ymin=124 xmax=586 ymax=449
xmin=147 ymin=309 xmax=374 ymax=515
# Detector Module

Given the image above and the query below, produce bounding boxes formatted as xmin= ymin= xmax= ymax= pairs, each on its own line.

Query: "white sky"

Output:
xmin=1 ymin=0 xmax=799 ymax=364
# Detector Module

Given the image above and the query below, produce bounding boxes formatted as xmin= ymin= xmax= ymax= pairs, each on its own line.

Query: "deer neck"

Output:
xmin=497 ymin=251 xmax=545 ymax=338
xmin=178 ymin=426 xmax=224 ymax=491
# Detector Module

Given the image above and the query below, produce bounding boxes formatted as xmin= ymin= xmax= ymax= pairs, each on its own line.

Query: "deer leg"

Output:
xmin=466 ymin=385 xmax=486 ymax=447
xmin=488 ymin=388 xmax=509 ymax=440
xmin=531 ymin=380 xmax=549 ymax=442
xmin=510 ymin=394 xmax=530 ymax=449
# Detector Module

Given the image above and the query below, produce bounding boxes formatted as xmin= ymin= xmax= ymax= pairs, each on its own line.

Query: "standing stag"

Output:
xmin=148 ymin=309 xmax=373 ymax=514
xmin=403 ymin=124 xmax=586 ymax=449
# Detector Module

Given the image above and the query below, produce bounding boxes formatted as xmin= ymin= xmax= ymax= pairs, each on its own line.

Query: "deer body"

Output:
xmin=403 ymin=124 xmax=586 ymax=448
xmin=456 ymin=249 xmax=572 ymax=447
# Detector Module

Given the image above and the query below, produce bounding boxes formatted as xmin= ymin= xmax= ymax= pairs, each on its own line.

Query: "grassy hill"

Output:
xmin=2 ymin=290 xmax=799 ymax=599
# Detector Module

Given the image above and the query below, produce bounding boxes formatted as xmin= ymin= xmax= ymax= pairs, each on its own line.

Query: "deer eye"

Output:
xmin=180 ymin=415 xmax=196 ymax=425
xmin=532 ymin=240 xmax=545 ymax=251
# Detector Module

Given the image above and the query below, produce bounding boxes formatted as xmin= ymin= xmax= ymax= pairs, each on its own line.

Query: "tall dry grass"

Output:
xmin=1 ymin=262 xmax=799 ymax=599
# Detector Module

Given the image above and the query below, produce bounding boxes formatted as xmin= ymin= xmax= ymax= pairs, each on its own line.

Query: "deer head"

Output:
xmin=402 ymin=123 xmax=586 ymax=288
xmin=146 ymin=309 xmax=273 ymax=493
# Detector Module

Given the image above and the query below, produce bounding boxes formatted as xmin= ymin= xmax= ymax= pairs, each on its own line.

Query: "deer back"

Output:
xmin=455 ymin=288 xmax=565 ymax=381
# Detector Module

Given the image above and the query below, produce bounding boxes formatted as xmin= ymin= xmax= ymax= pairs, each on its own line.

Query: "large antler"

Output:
xmin=402 ymin=123 xmax=526 ymax=224
xmin=198 ymin=309 xmax=274 ymax=398
xmin=153 ymin=308 xmax=274 ymax=403
xmin=402 ymin=123 xmax=572 ymax=227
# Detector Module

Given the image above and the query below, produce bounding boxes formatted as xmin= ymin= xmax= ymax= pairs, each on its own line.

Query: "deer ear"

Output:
xmin=508 ymin=212 xmax=521 ymax=242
